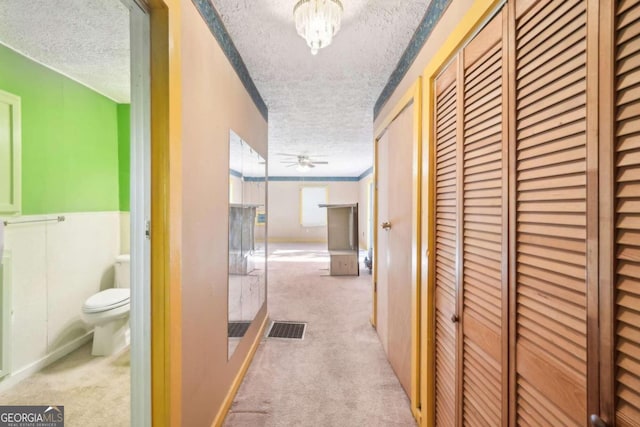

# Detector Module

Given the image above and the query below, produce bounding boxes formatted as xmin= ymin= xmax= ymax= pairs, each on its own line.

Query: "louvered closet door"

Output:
xmin=615 ymin=0 xmax=640 ymax=424
xmin=434 ymin=57 xmax=458 ymax=427
xmin=513 ymin=0 xmax=589 ymax=424
xmin=460 ymin=10 xmax=507 ymax=426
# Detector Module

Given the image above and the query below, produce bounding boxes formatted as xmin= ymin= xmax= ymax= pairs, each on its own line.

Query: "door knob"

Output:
xmin=381 ymin=221 xmax=392 ymax=230
xmin=451 ymin=314 xmax=459 ymax=323
xmin=590 ymin=415 xmax=607 ymax=427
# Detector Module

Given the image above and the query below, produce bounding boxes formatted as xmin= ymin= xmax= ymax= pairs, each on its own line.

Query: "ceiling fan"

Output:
xmin=277 ymin=153 xmax=329 ymax=172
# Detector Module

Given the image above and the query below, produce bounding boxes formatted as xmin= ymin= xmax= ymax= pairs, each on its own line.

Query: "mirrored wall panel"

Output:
xmin=228 ymin=130 xmax=267 ymax=359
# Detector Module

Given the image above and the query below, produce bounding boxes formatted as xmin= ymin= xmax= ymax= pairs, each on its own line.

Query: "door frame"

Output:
xmin=373 ymin=79 xmax=422 ymax=423
xmin=419 ymin=1 xmax=505 ymax=425
xmin=119 ymin=0 xmax=152 ymax=425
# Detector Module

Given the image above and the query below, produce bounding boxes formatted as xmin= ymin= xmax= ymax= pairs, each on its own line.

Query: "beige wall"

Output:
xmin=268 ymin=180 xmax=359 ymax=243
xmin=374 ymin=0 xmax=475 ymax=128
xmin=180 ymin=1 xmax=268 ymax=425
xmin=358 ymin=173 xmax=373 ymax=250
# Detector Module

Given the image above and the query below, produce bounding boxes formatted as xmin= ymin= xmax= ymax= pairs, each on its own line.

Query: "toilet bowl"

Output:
xmin=82 ymin=254 xmax=130 ymax=356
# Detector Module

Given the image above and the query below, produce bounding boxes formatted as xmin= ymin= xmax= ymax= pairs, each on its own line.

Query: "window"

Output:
xmin=300 ymin=186 xmax=327 ymax=227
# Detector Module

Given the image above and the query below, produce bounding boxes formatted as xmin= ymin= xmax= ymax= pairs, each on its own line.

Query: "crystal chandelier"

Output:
xmin=293 ymin=0 xmax=343 ymax=55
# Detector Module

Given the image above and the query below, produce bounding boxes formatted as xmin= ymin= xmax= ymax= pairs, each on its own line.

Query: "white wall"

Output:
xmin=358 ymin=173 xmax=373 ymax=249
xmin=0 ymin=211 xmax=124 ymax=388
xmin=229 ymin=175 xmax=242 ymax=205
xmin=268 ymin=180 xmax=359 ymax=243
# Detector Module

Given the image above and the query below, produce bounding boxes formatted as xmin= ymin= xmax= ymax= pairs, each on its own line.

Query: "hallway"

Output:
xmin=224 ymin=244 xmax=416 ymax=427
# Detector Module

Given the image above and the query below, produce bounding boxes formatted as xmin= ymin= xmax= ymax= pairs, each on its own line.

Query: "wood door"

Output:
xmin=377 ymin=129 xmax=390 ymax=354
xmin=512 ymin=0 xmax=590 ymax=424
xmin=433 ymin=57 xmax=459 ymax=427
xmin=460 ymin=10 xmax=508 ymax=426
xmin=385 ymin=103 xmax=415 ymax=396
xmin=615 ymin=0 xmax=640 ymax=423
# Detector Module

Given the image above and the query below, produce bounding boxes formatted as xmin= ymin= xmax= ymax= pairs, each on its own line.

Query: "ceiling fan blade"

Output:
xmin=309 ymin=163 xmax=316 ymax=168
xmin=285 ymin=164 xmax=297 ymax=167
xmin=312 ymin=161 xmax=329 ymax=164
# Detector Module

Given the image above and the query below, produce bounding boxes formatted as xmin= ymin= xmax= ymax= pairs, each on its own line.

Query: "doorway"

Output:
xmin=0 ymin=1 xmax=151 ymax=424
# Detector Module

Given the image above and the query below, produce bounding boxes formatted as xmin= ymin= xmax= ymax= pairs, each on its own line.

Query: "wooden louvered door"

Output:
xmin=460 ymin=10 xmax=508 ymax=427
xmin=614 ymin=0 xmax=640 ymax=424
xmin=433 ymin=57 xmax=459 ymax=427
xmin=511 ymin=0 xmax=592 ymax=424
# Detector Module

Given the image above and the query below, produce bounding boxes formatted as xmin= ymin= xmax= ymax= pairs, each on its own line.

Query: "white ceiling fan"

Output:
xmin=277 ymin=153 xmax=329 ymax=172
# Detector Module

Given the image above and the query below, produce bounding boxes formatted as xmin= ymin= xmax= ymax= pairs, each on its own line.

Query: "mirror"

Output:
xmin=228 ymin=130 xmax=267 ymax=359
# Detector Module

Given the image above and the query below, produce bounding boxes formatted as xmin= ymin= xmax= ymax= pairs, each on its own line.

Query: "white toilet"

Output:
xmin=82 ymin=254 xmax=131 ymax=356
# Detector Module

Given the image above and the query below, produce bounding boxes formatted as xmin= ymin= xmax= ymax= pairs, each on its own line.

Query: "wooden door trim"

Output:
xmin=455 ymin=54 xmax=465 ymax=427
xmin=419 ymin=1 xmax=506 ymax=425
xmin=373 ymin=79 xmax=422 ymax=424
xmin=586 ymin=0 xmax=603 ymax=421
xmin=499 ymin=8 xmax=510 ymax=426
xmin=506 ymin=2 xmax=517 ymax=425
xmin=598 ymin=0 xmax=616 ymax=423
xmin=145 ymin=0 xmax=183 ymax=426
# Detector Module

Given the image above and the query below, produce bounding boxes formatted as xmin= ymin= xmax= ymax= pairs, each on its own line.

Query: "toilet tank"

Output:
xmin=114 ymin=254 xmax=131 ymax=288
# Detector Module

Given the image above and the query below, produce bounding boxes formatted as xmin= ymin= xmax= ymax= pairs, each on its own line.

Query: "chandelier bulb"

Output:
xmin=293 ymin=0 xmax=343 ymax=55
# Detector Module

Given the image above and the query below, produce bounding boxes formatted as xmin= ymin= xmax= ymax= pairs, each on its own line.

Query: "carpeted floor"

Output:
xmin=224 ymin=243 xmax=417 ymax=427
xmin=0 ymin=342 xmax=130 ymax=426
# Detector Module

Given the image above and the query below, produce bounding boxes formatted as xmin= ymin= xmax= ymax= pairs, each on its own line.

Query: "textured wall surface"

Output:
xmin=214 ymin=0 xmax=431 ymax=177
xmin=268 ymin=180 xmax=359 ymax=243
xmin=0 ymin=44 xmax=125 ymax=215
xmin=0 ymin=0 xmax=130 ymax=103
xmin=180 ymin=0 xmax=268 ymax=425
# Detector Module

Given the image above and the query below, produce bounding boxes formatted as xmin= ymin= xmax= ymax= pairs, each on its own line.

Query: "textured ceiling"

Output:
xmin=214 ymin=0 xmax=431 ymax=177
xmin=0 ymin=0 xmax=430 ymax=176
xmin=0 ymin=0 xmax=130 ymax=103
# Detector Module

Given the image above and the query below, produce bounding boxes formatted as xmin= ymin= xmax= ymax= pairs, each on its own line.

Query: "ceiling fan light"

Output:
xmin=296 ymin=163 xmax=311 ymax=172
xmin=293 ymin=0 xmax=343 ymax=55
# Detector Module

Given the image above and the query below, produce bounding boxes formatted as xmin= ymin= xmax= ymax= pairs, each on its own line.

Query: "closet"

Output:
xmin=427 ymin=0 xmax=640 ymax=425
xmin=433 ymin=9 xmax=508 ymax=426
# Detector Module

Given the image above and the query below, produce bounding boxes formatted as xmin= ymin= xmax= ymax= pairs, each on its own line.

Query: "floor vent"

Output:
xmin=228 ymin=321 xmax=251 ymax=338
xmin=267 ymin=321 xmax=307 ymax=339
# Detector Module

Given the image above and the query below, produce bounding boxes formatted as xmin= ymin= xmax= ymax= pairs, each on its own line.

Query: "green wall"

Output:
xmin=118 ymin=104 xmax=130 ymax=212
xmin=0 ymin=44 xmax=130 ymax=215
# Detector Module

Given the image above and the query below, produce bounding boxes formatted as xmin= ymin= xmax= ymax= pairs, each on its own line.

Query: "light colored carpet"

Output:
xmin=0 ymin=342 xmax=130 ymax=426
xmin=224 ymin=243 xmax=417 ymax=427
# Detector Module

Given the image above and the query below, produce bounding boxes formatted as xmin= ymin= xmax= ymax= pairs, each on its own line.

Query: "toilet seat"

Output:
xmin=83 ymin=289 xmax=130 ymax=313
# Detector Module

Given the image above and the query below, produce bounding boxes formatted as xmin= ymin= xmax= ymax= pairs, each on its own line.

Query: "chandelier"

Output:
xmin=293 ymin=0 xmax=343 ymax=55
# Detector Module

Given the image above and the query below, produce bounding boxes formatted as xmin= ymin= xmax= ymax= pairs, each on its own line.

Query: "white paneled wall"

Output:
xmin=1 ymin=211 xmax=126 ymax=386
xmin=120 ymin=212 xmax=130 ymax=254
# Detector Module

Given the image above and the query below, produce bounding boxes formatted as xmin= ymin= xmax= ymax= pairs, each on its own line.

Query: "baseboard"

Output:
xmin=0 ymin=332 xmax=93 ymax=393
xmin=212 ymin=314 xmax=269 ymax=427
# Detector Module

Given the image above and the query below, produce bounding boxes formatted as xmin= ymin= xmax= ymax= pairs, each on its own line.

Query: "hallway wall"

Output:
xmin=358 ymin=172 xmax=373 ymax=249
xmin=268 ymin=180 xmax=359 ymax=243
xmin=180 ymin=1 xmax=268 ymax=425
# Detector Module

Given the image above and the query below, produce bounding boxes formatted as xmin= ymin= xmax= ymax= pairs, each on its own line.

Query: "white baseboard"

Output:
xmin=0 ymin=332 xmax=93 ymax=393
